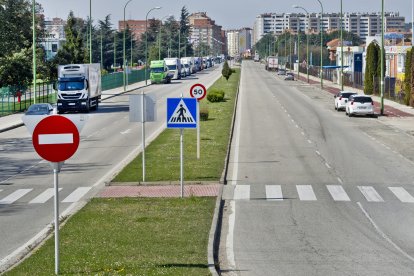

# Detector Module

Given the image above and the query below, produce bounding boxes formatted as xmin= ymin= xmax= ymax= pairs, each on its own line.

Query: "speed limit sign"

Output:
xmin=190 ymin=83 xmax=207 ymax=101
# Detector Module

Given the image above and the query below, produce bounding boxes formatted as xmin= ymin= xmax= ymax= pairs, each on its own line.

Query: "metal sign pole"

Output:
xmin=180 ymin=128 xmax=184 ymax=198
xmin=197 ymin=101 xmax=200 ymax=159
xmin=142 ymin=91 xmax=146 ymax=182
xmin=53 ymin=163 xmax=60 ymax=275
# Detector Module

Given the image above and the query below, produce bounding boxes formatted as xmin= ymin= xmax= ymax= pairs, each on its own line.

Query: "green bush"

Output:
xmin=200 ymin=107 xmax=209 ymax=121
xmin=207 ymin=88 xmax=225 ymax=102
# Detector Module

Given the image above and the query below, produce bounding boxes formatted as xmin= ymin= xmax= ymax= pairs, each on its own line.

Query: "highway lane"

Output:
xmin=0 ymin=65 xmax=221 ymax=269
xmin=221 ymin=60 xmax=414 ymax=275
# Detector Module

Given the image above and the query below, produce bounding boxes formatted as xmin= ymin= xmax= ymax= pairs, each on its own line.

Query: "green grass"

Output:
xmin=113 ymin=69 xmax=240 ymax=182
xmin=5 ymin=197 xmax=216 ymax=276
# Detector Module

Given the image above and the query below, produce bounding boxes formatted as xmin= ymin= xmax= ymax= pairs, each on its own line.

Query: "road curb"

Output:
xmin=209 ymin=68 xmax=241 ymax=275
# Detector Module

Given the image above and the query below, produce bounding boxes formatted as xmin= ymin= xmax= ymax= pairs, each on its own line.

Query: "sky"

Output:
xmin=38 ymin=0 xmax=412 ymax=30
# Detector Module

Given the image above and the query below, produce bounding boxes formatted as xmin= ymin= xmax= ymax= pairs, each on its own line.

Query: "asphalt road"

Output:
xmin=0 ymin=66 xmax=222 ymax=269
xmin=221 ymin=60 xmax=414 ymax=275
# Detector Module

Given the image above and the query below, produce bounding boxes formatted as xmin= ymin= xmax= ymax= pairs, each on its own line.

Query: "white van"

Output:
xmin=164 ymin=58 xmax=182 ymax=80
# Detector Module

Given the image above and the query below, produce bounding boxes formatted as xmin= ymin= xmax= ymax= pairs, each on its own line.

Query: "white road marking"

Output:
xmin=29 ymin=188 xmax=62 ymax=204
xmin=234 ymin=185 xmax=250 ymax=200
xmin=358 ymin=186 xmax=384 ymax=202
xmin=296 ymin=185 xmax=317 ymax=201
xmin=0 ymin=189 xmax=33 ymax=204
xmin=231 ymin=75 xmax=243 ymax=186
xmin=226 ymin=201 xmax=236 ymax=270
xmin=62 ymin=187 xmax=92 ymax=203
xmin=327 ymin=185 xmax=351 ymax=201
xmin=357 ymin=202 xmax=414 ymax=263
xmin=337 ymin=177 xmax=343 ymax=184
xmin=389 ymin=187 xmax=414 ymax=203
xmin=301 ymin=132 xmax=305 ymax=136
xmin=315 ymin=150 xmax=321 ymax=156
xmin=266 ymin=185 xmax=283 ymax=201
xmin=307 ymin=140 xmax=312 ymax=144
xmin=325 ymin=163 xmax=331 ymax=169
xmin=121 ymin=129 xmax=131 ymax=135
xmin=39 ymin=134 xmax=73 ymax=144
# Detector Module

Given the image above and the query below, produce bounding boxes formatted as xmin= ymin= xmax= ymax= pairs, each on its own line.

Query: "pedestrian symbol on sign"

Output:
xmin=167 ymin=98 xmax=197 ymax=128
xmin=168 ymin=99 xmax=195 ymax=124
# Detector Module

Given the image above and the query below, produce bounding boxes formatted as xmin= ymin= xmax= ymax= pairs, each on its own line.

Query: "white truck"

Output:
xmin=181 ymin=57 xmax=193 ymax=76
xmin=266 ymin=56 xmax=279 ymax=71
xmin=164 ymin=58 xmax=182 ymax=80
xmin=56 ymin=64 xmax=102 ymax=113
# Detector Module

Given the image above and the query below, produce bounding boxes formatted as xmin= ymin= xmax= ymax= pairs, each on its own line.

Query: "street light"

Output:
xmin=123 ymin=0 xmax=133 ymax=92
xmin=158 ymin=15 xmax=171 ymax=60
xmin=317 ymin=0 xmax=324 ymax=89
xmin=293 ymin=5 xmax=310 ymax=83
xmin=89 ymin=0 xmax=92 ymax=64
xmin=145 ymin=6 xmax=162 ymax=86
xmin=380 ymin=0 xmax=384 ymax=115
xmin=32 ymin=0 xmax=37 ymax=104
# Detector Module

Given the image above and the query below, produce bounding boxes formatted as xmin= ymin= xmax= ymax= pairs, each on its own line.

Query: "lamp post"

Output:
xmin=89 ymin=0 xmax=92 ymax=64
xmin=123 ymin=0 xmax=133 ymax=92
xmin=317 ymin=0 xmax=324 ymax=89
xmin=293 ymin=5 xmax=310 ymax=83
xmin=32 ymin=0 xmax=37 ymax=104
xmin=145 ymin=6 xmax=162 ymax=86
xmin=380 ymin=0 xmax=384 ymax=115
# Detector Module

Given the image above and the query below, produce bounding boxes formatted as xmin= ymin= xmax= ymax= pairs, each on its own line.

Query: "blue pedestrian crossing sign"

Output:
xmin=167 ymin=98 xmax=197 ymax=128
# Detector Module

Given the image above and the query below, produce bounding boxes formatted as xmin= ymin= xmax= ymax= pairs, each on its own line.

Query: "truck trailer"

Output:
xmin=164 ymin=58 xmax=182 ymax=80
xmin=57 ymin=64 xmax=102 ymax=113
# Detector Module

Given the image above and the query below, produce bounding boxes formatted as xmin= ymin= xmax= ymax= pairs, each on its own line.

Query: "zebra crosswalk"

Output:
xmin=0 ymin=187 xmax=92 ymax=205
xmin=226 ymin=184 xmax=414 ymax=204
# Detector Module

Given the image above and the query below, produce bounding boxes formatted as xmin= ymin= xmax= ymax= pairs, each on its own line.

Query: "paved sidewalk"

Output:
xmin=0 ymin=80 xmax=148 ymax=133
xmin=99 ymin=184 xmax=221 ymax=198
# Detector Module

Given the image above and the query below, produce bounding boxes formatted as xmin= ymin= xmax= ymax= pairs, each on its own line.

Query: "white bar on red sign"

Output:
xmin=39 ymin=134 xmax=73 ymax=145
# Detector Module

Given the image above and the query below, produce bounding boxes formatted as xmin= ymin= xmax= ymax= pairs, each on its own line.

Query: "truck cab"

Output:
xmin=150 ymin=60 xmax=171 ymax=84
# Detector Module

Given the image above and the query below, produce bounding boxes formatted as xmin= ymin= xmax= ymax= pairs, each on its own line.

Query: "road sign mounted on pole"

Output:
xmin=190 ymin=83 xmax=207 ymax=101
xmin=32 ymin=115 xmax=80 ymax=162
xmin=167 ymin=98 xmax=197 ymax=129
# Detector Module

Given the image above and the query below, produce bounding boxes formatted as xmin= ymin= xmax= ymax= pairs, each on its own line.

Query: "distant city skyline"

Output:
xmin=38 ymin=0 xmax=412 ymax=30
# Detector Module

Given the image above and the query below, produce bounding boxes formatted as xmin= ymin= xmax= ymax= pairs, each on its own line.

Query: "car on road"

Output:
xmin=25 ymin=103 xmax=54 ymax=115
xmin=277 ymin=69 xmax=286 ymax=75
xmin=334 ymin=91 xmax=358 ymax=111
xmin=345 ymin=95 xmax=375 ymax=117
xmin=284 ymin=72 xmax=294 ymax=81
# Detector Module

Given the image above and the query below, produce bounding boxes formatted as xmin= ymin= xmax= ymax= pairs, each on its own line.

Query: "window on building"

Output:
xmin=52 ymin=44 xmax=58 ymax=52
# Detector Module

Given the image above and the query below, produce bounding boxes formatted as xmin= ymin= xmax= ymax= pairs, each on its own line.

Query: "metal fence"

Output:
xmin=0 ymin=68 xmax=150 ymax=117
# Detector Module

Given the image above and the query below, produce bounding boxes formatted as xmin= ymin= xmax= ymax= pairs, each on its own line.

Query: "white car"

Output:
xmin=334 ymin=91 xmax=357 ymax=111
xmin=345 ymin=95 xmax=375 ymax=117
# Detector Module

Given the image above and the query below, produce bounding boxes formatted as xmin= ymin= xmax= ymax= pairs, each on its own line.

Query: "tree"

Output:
xmin=404 ymin=48 xmax=412 ymax=105
xmin=222 ymin=60 xmax=231 ymax=81
xmin=98 ymin=15 xmax=114 ymax=70
xmin=364 ymin=42 xmax=379 ymax=95
xmin=179 ymin=6 xmax=192 ymax=57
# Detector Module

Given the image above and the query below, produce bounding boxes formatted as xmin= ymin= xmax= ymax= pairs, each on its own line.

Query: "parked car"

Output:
xmin=334 ymin=91 xmax=358 ymax=111
xmin=277 ymin=69 xmax=286 ymax=75
xmin=25 ymin=103 xmax=54 ymax=115
xmin=284 ymin=72 xmax=294 ymax=81
xmin=345 ymin=95 xmax=375 ymax=117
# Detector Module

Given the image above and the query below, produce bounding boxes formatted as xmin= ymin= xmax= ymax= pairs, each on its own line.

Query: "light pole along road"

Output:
xmin=220 ymin=60 xmax=414 ymax=275
xmin=0 ymin=65 xmax=222 ymax=271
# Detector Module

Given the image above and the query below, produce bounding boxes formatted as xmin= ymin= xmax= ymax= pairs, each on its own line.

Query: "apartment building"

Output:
xmin=119 ymin=20 xmax=153 ymax=41
xmin=226 ymin=28 xmax=252 ymax=57
xmin=41 ymin=17 xmax=66 ymax=60
xmin=188 ymin=12 xmax=226 ymax=55
xmin=227 ymin=31 xmax=239 ymax=57
xmin=253 ymin=12 xmax=405 ymax=44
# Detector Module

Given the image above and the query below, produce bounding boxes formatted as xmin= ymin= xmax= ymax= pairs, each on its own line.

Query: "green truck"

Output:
xmin=150 ymin=60 xmax=171 ymax=84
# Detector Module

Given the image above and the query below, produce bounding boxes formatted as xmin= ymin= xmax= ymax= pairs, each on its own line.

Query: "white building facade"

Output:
xmin=253 ymin=12 xmax=405 ymax=44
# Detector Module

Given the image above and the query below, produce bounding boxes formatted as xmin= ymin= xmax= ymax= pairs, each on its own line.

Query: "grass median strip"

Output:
xmin=113 ymin=68 xmax=240 ymax=182
xmin=5 ymin=197 xmax=216 ymax=275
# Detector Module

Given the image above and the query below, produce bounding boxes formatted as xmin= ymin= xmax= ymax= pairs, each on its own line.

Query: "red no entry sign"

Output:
xmin=32 ymin=115 xmax=80 ymax=162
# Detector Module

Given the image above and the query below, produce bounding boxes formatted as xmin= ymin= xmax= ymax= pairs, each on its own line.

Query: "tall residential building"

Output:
xmin=188 ymin=12 xmax=226 ymax=56
xmin=227 ymin=30 xmax=239 ymax=57
xmin=253 ymin=12 xmax=405 ymax=44
xmin=226 ymin=28 xmax=252 ymax=57
xmin=119 ymin=20 xmax=159 ymax=41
